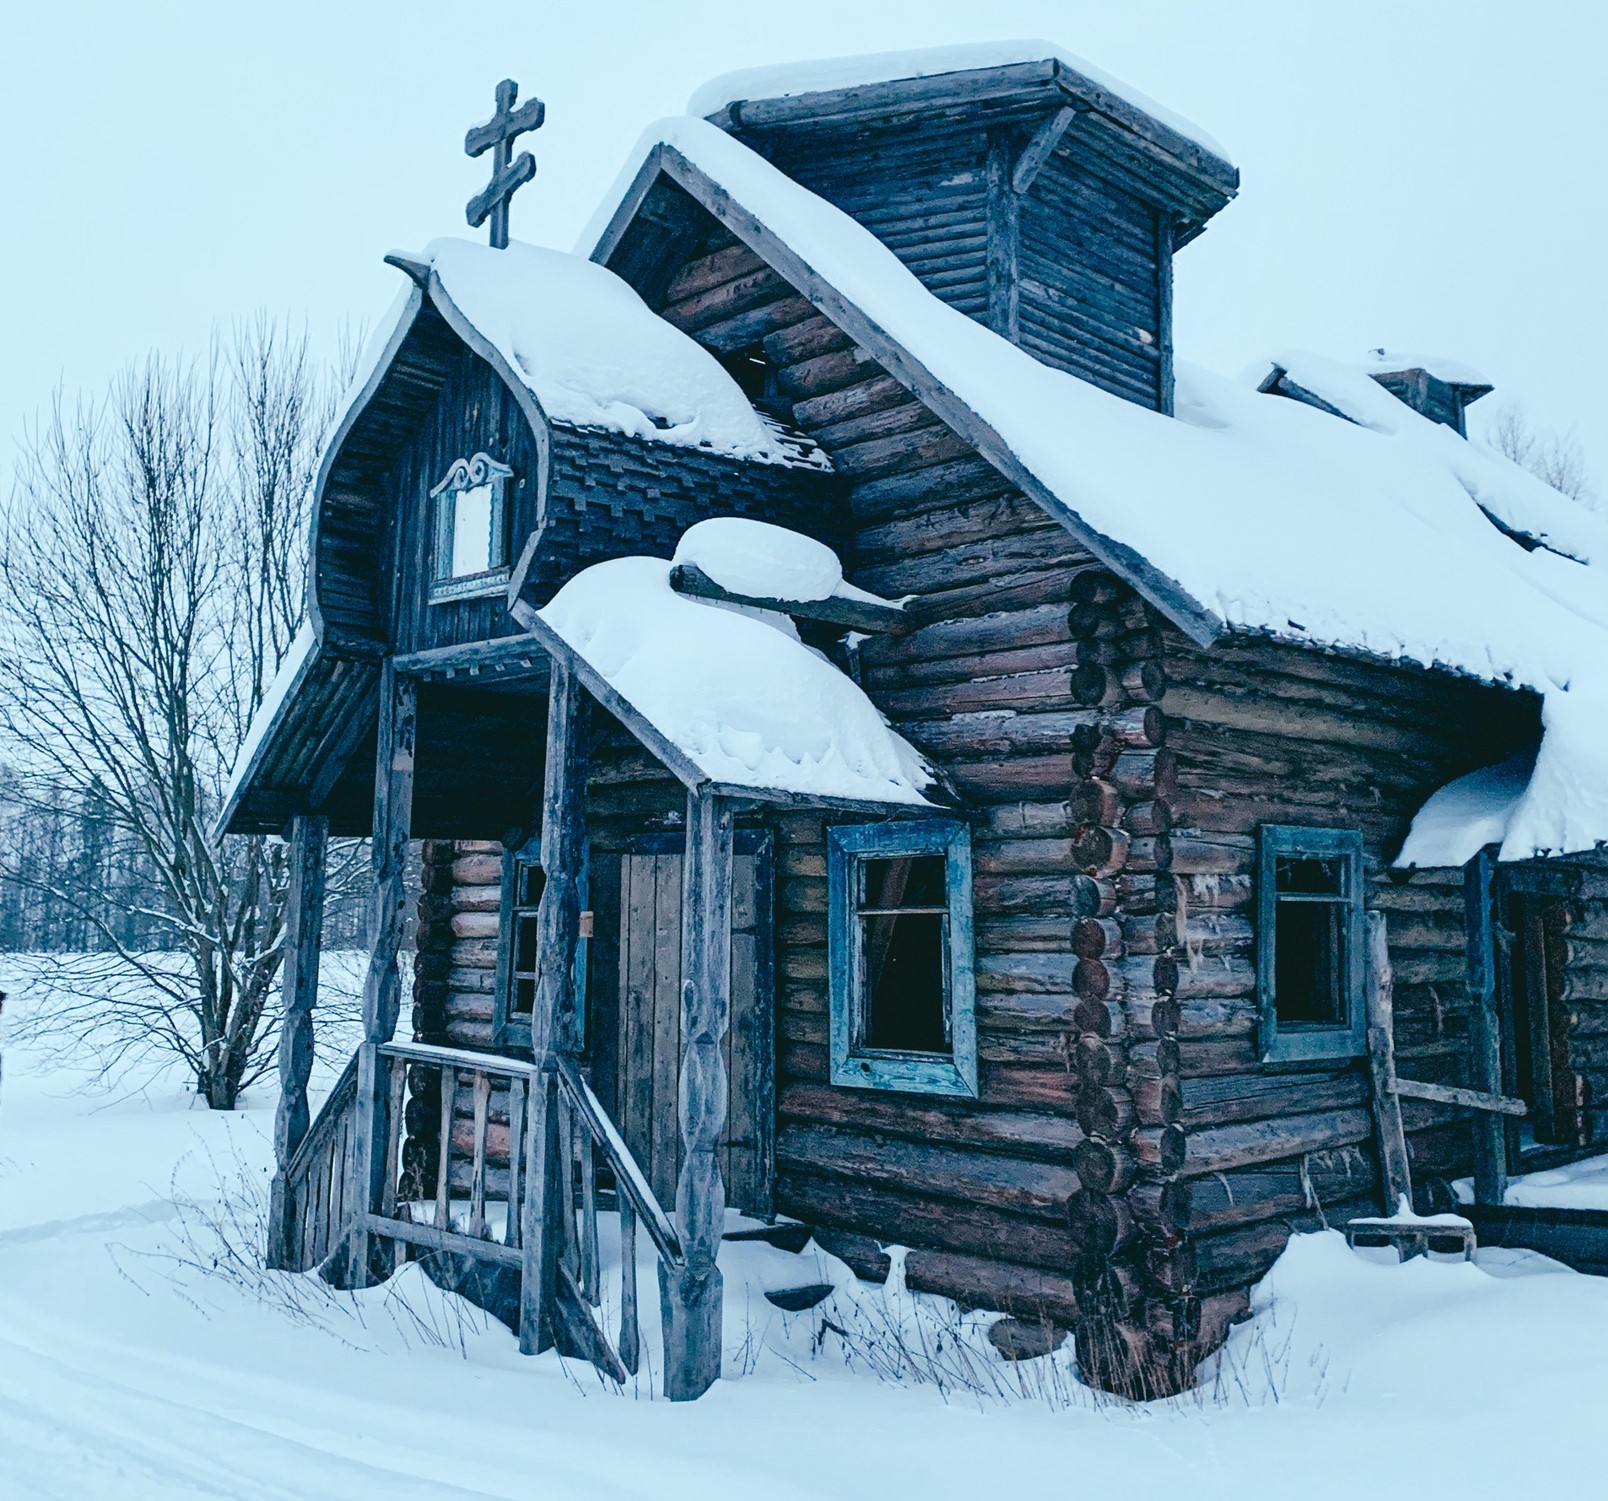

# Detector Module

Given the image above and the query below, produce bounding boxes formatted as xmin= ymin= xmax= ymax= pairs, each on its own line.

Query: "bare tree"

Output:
xmin=1484 ymin=401 xmax=1597 ymax=510
xmin=0 ymin=319 xmax=362 ymax=1107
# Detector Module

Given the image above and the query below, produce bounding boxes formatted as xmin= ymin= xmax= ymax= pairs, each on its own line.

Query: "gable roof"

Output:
xmin=585 ymin=114 xmax=1608 ymax=861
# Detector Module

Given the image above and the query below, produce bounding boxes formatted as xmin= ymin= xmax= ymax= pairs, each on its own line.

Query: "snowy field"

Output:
xmin=1 ymin=955 xmax=1604 ymax=1500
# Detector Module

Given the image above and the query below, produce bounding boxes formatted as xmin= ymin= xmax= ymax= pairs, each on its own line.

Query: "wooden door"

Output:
xmin=600 ymin=835 xmax=772 ymax=1215
xmin=1500 ymin=891 xmax=1582 ymax=1156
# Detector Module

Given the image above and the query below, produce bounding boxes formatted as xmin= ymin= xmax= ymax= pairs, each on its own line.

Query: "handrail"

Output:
xmin=379 ymin=1039 xmax=537 ymax=1077
xmin=283 ymin=1050 xmax=360 ymax=1188
xmin=554 ymin=1055 xmax=682 ymax=1265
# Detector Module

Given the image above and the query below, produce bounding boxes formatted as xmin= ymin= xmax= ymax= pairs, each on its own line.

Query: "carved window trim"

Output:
xmin=826 ymin=819 xmax=977 ymax=1097
xmin=429 ymin=452 xmax=513 ymax=604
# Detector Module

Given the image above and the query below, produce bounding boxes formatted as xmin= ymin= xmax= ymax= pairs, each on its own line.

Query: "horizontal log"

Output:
xmin=1181 ymin=1108 xmax=1374 ymax=1177
xmin=776 ymin=1123 xmax=1079 ymax=1217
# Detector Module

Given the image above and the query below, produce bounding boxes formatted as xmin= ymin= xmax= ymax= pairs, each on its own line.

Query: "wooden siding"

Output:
xmin=725 ymin=111 xmax=1175 ymax=410
xmin=1017 ymin=150 xmax=1167 ymax=408
xmin=765 ymin=122 xmax=993 ymax=322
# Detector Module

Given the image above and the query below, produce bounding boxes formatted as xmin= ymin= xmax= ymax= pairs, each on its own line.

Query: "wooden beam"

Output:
xmin=1392 ymin=1077 xmax=1529 ymax=1118
xmin=391 ymin=633 xmax=549 ymax=680
xmin=1464 ymin=848 xmax=1509 ymax=1205
xmin=1154 ymin=216 xmax=1175 ymax=417
xmin=986 ymin=130 xmax=1020 ymax=342
xmin=1011 ymin=106 xmax=1078 ymax=193
xmin=667 ymin=562 xmax=911 ymax=635
xmin=518 ymin=660 xmax=591 ymax=1356
xmin=662 ymin=789 xmax=735 ymax=1400
xmin=1364 ymin=910 xmax=1413 ymax=1213
xmin=345 ymin=664 xmax=416 ymax=1286
xmin=267 ymin=813 xmax=328 ymax=1270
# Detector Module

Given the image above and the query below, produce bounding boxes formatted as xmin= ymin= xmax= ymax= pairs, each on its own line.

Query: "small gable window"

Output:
xmin=430 ymin=452 xmax=513 ymax=601
xmin=1256 ymin=825 xmax=1366 ymax=1064
xmin=494 ymin=834 xmax=589 ymax=1050
xmin=827 ymin=820 xmax=976 ymax=1096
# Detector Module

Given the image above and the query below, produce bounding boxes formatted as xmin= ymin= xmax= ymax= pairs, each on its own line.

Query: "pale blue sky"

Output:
xmin=2 ymin=1 xmax=1603 ymax=479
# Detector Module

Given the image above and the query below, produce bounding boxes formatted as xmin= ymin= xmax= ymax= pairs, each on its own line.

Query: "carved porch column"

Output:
xmin=662 ymin=788 xmax=735 ymax=1400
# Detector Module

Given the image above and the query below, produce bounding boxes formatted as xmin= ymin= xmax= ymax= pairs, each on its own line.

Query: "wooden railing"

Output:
xmin=553 ymin=1054 xmax=682 ymax=1377
xmin=274 ymin=1050 xmax=361 ymax=1273
xmin=348 ymin=1040 xmax=681 ymax=1381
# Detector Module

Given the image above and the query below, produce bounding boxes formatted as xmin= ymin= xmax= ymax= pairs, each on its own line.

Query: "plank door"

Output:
xmin=613 ymin=834 xmax=773 ymax=1216
xmin=1500 ymin=891 xmax=1582 ymax=1157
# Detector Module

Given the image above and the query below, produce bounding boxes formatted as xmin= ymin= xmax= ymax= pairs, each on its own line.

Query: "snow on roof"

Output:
xmin=1395 ymin=755 xmax=1532 ymax=869
xmin=537 ymin=551 xmax=935 ymax=807
xmin=1363 ymin=347 xmax=1492 ymax=389
xmin=583 ymin=117 xmax=1608 ymax=859
xmin=221 ymin=622 xmax=317 ymax=819
xmin=671 ymin=516 xmax=898 ymax=613
xmin=687 ymin=40 xmax=1233 ymax=166
xmin=362 ymin=238 xmax=814 ymax=467
xmin=1256 ymin=349 xmax=1608 ymax=566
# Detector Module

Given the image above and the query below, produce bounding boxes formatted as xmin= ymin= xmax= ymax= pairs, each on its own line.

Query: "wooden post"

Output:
xmin=661 ymin=789 xmax=734 ymax=1401
xmin=345 ymin=662 xmax=417 ymax=1286
xmin=1364 ymin=910 xmax=1413 ymax=1213
xmin=985 ymin=129 xmax=1021 ymax=343
xmin=1465 ymin=847 xmax=1509 ymax=1206
xmin=267 ymin=813 xmax=328 ymax=1270
xmin=518 ymin=659 xmax=590 ymax=1355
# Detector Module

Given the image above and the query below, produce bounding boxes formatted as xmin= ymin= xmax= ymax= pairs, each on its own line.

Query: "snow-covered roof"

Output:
xmin=582 ymin=116 xmax=1608 ymax=860
xmin=1253 ymin=349 xmax=1608 ymax=565
xmin=687 ymin=40 xmax=1234 ymax=166
xmin=370 ymin=238 xmax=817 ymax=467
xmin=1363 ymin=348 xmax=1493 ymax=389
xmin=221 ymin=622 xmax=316 ymax=820
xmin=537 ymin=530 xmax=935 ymax=808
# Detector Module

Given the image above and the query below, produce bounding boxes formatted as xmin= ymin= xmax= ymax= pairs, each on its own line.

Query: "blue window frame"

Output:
xmin=494 ymin=834 xmax=589 ymax=1051
xmin=827 ymin=820 xmax=976 ymax=1097
xmin=1257 ymin=825 xmax=1366 ymax=1065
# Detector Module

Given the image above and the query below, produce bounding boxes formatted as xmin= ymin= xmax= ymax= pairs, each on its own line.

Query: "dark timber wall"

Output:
xmin=1148 ymin=627 xmax=1536 ymax=1331
xmin=750 ymin=118 xmax=1173 ymax=410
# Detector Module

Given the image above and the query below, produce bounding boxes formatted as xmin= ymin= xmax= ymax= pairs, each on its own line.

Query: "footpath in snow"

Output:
xmin=0 ymin=957 xmax=1603 ymax=1500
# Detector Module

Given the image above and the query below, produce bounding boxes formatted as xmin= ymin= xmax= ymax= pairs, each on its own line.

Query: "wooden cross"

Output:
xmin=465 ymin=78 xmax=545 ymax=249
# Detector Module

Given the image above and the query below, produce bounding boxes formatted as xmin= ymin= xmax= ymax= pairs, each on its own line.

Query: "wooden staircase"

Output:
xmin=269 ymin=1039 xmax=682 ymax=1382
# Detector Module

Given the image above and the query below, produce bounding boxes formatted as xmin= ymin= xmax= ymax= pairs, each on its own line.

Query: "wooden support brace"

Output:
xmin=268 ymin=813 xmax=328 ymax=1270
xmin=662 ymin=789 xmax=735 ymax=1401
xmin=1464 ymin=848 xmax=1509 ymax=1205
xmin=1011 ymin=106 xmax=1077 ymax=193
xmin=1364 ymin=910 xmax=1413 ymax=1212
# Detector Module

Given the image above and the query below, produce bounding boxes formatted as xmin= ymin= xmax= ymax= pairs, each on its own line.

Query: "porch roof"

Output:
xmin=519 ymin=552 xmax=939 ymax=813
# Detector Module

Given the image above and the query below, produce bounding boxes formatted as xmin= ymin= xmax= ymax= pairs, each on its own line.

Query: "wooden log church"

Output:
xmin=224 ymin=46 xmax=1608 ymax=1399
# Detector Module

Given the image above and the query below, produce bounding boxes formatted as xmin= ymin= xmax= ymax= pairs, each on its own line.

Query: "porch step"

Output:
xmin=764 ymin=1283 xmax=835 ymax=1312
xmin=722 ymin=1222 xmax=814 ymax=1254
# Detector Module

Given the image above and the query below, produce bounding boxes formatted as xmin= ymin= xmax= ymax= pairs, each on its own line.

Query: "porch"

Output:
xmin=259 ymin=550 xmax=937 ymax=1398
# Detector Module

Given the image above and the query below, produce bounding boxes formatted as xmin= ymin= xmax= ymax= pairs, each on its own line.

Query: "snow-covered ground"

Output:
xmin=1 ymin=955 xmax=1604 ymax=1499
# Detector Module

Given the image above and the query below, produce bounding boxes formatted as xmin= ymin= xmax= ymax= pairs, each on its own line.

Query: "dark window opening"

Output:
xmin=858 ymin=855 xmax=950 ymax=1055
xmin=508 ymin=859 xmax=545 ymax=1018
xmin=1272 ymin=854 xmax=1349 ymax=1027
xmin=719 ymin=343 xmax=789 ymax=419
xmin=827 ymin=821 xmax=977 ymax=1097
xmin=1256 ymin=826 xmax=1364 ymax=1064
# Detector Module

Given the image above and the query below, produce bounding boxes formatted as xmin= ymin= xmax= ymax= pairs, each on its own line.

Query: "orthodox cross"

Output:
xmin=465 ymin=78 xmax=545 ymax=249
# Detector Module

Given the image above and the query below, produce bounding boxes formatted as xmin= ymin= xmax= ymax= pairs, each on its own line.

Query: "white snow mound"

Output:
xmin=539 ymin=553 xmax=933 ymax=806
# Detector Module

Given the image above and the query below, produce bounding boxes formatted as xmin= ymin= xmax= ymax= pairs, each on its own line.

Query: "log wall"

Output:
xmin=1148 ymin=622 xmax=1538 ymax=1355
